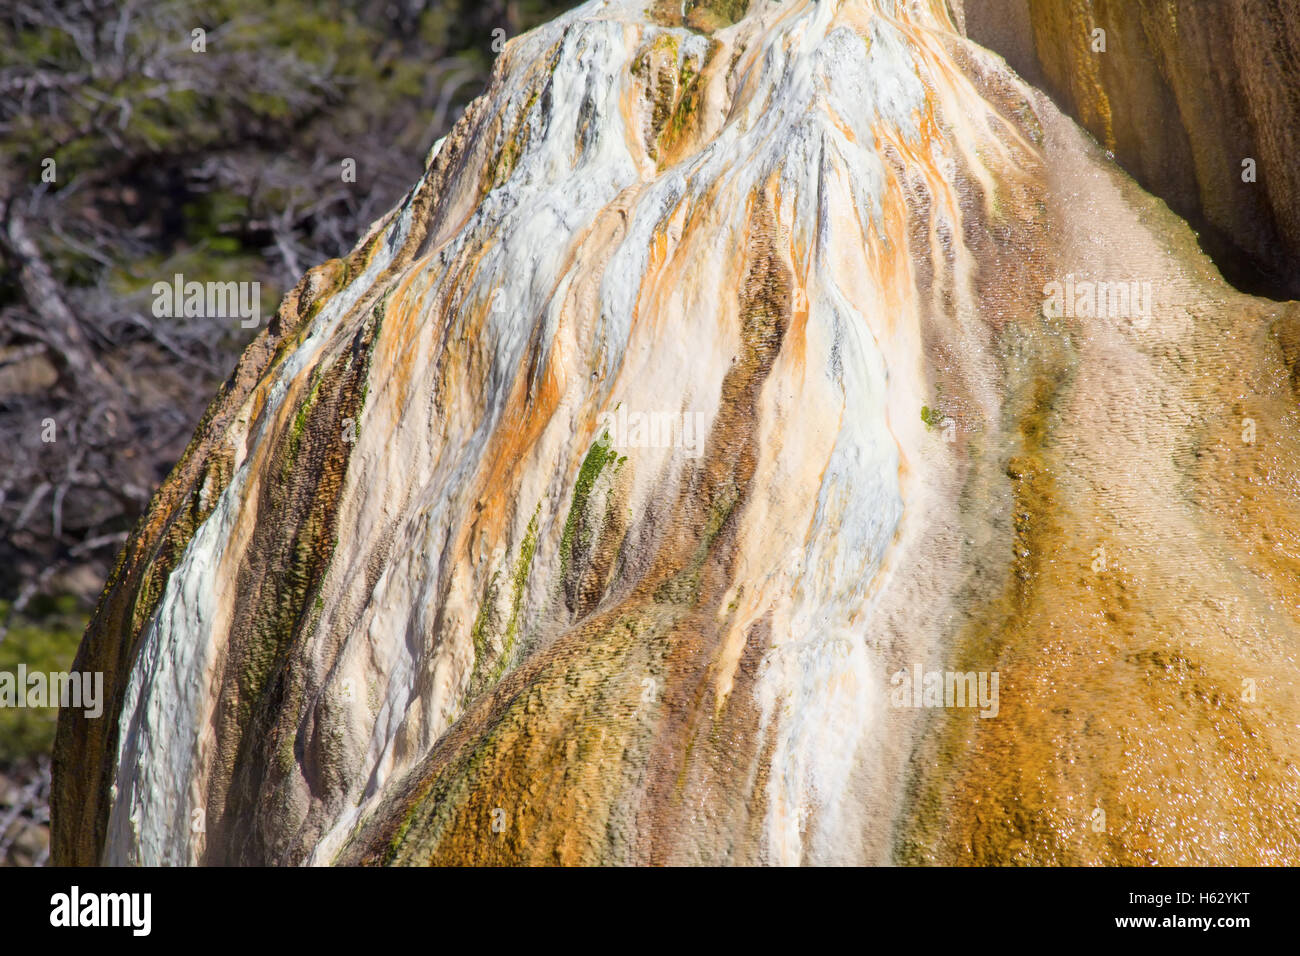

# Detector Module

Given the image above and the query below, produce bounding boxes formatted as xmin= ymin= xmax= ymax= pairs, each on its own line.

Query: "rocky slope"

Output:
xmin=54 ymin=0 xmax=1300 ymax=865
xmin=963 ymin=0 xmax=1300 ymax=298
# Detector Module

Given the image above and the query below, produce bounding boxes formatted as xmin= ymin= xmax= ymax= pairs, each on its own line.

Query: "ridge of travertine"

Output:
xmin=54 ymin=0 xmax=1300 ymax=866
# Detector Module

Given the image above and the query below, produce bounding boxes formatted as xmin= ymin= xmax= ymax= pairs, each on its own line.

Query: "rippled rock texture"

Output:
xmin=54 ymin=0 xmax=1300 ymax=865
xmin=964 ymin=0 xmax=1300 ymax=298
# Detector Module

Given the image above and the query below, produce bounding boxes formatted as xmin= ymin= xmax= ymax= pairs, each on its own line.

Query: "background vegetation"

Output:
xmin=0 ymin=0 xmax=581 ymax=865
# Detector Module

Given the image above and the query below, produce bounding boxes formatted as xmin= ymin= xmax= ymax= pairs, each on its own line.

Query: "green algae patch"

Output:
xmin=482 ymin=54 xmax=554 ymax=198
xmin=633 ymin=34 xmax=681 ymax=156
xmin=560 ymin=434 xmax=619 ymax=585
xmin=684 ymin=0 xmax=749 ymax=33
xmin=465 ymin=502 xmax=544 ymax=705
xmin=649 ymin=0 xmax=748 ymax=32
xmin=656 ymin=43 xmax=719 ymax=166
xmin=504 ymin=506 xmax=542 ymax=652
xmin=467 ymin=571 xmax=504 ymax=696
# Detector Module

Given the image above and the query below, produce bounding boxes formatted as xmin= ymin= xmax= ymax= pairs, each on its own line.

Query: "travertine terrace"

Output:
xmin=54 ymin=0 xmax=1300 ymax=865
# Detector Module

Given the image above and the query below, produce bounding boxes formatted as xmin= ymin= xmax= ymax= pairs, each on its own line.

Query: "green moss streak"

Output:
xmin=559 ymin=433 xmax=617 ymax=583
xmin=502 ymin=504 xmax=542 ymax=662
xmin=465 ymin=502 xmax=543 ymax=706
